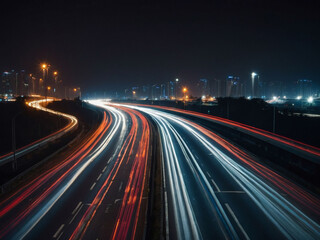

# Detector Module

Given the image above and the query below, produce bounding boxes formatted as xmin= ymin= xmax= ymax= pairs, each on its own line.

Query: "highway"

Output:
xmin=110 ymin=102 xmax=320 ymax=240
xmin=0 ymin=101 xmax=152 ymax=239
xmin=0 ymin=99 xmax=78 ymax=167
xmin=0 ymin=99 xmax=319 ymax=240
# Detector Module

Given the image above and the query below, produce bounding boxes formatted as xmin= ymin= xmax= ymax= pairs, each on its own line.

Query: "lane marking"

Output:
xmin=102 ymin=166 xmax=107 ymax=172
xmin=105 ymin=204 xmax=112 ymax=213
xmin=211 ymin=179 xmax=221 ymax=192
xmin=114 ymin=198 xmax=122 ymax=204
xmin=118 ymin=182 xmax=123 ymax=192
xmin=57 ymin=231 xmax=64 ymax=240
xmin=217 ymin=191 xmax=245 ymax=194
xmin=206 ymin=171 xmax=211 ymax=178
xmin=90 ymin=182 xmax=96 ymax=191
xmin=96 ymin=173 xmax=102 ymax=181
xmin=72 ymin=202 xmax=82 ymax=215
xmin=69 ymin=204 xmax=83 ymax=224
xmin=225 ymin=203 xmax=250 ymax=240
xmin=53 ymin=224 xmax=65 ymax=238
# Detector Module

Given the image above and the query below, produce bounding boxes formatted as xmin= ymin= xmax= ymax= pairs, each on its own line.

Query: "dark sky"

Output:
xmin=1 ymin=0 xmax=320 ymax=94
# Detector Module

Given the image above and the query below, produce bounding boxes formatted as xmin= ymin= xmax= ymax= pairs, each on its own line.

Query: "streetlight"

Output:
xmin=41 ymin=63 xmax=49 ymax=97
xmin=183 ymin=87 xmax=187 ymax=99
xmin=175 ymin=78 xmax=179 ymax=99
xmin=251 ymin=72 xmax=257 ymax=98
xmin=182 ymin=87 xmax=187 ymax=109
xmin=307 ymin=96 xmax=313 ymax=103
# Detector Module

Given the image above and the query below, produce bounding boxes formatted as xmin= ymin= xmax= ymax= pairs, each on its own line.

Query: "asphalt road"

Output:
xmin=0 ymin=102 xmax=152 ymax=240
xmin=115 ymin=103 xmax=320 ymax=240
xmin=1 ymin=100 xmax=319 ymax=240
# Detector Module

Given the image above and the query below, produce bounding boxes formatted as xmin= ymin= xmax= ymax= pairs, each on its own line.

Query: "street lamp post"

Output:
xmin=41 ymin=63 xmax=48 ymax=97
xmin=183 ymin=87 xmax=187 ymax=109
xmin=251 ymin=72 xmax=257 ymax=98
xmin=175 ymin=78 xmax=179 ymax=100
xmin=12 ymin=111 xmax=22 ymax=171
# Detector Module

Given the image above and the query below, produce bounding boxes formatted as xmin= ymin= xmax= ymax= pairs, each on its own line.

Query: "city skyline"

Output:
xmin=0 ymin=1 xmax=319 ymax=93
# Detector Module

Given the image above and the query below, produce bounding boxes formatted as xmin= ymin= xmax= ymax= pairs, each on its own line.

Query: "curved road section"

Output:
xmin=111 ymin=102 xmax=320 ymax=240
xmin=0 ymin=101 xmax=153 ymax=240
xmin=0 ymin=99 xmax=78 ymax=167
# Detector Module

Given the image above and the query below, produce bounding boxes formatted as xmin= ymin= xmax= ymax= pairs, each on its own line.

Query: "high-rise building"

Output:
xmin=151 ymin=84 xmax=161 ymax=100
xmin=1 ymin=71 xmax=16 ymax=96
xmin=250 ymin=72 xmax=261 ymax=98
xmin=226 ymin=76 xmax=243 ymax=97
xmin=196 ymin=78 xmax=209 ymax=97
xmin=166 ymin=81 xmax=175 ymax=99
xmin=296 ymin=79 xmax=313 ymax=98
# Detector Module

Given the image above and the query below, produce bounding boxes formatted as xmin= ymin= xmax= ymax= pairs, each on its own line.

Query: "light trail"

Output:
xmin=0 ymin=99 xmax=78 ymax=166
xmin=70 ymin=101 xmax=151 ymax=240
xmin=0 ymin=101 xmax=125 ymax=239
xmin=126 ymin=103 xmax=320 ymax=160
xmin=113 ymin=103 xmax=320 ymax=240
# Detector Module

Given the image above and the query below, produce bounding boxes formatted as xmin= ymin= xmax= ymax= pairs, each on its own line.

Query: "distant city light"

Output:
xmin=307 ymin=96 xmax=313 ymax=103
xmin=175 ymin=78 xmax=179 ymax=82
xmin=251 ymin=72 xmax=257 ymax=78
xmin=202 ymin=95 xmax=206 ymax=99
xmin=296 ymin=96 xmax=302 ymax=100
xmin=272 ymin=96 xmax=277 ymax=100
xmin=283 ymin=96 xmax=287 ymax=99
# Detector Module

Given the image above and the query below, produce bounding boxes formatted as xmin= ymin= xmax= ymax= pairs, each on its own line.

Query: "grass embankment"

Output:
xmin=0 ymin=99 xmax=103 ymax=191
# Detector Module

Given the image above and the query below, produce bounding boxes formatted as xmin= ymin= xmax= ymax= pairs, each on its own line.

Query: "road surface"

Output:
xmin=111 ymin=102 xmax=320 ymax=240
xmin=0 ymin=99 xmax=78 ymax=167
xmin=0 ymin=101 xmax=152 ymax=240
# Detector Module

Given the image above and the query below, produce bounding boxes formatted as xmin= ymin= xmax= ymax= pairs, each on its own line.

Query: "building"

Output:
xmin=296 ymin=79 xmax=313 ymax=98
xmin=226 ymin=76 xmax=243 ymax=97
xmin=196 ymin=78 xmax=209 ymax=97
xmin=151 ymin=84 xmax=161 ymax=100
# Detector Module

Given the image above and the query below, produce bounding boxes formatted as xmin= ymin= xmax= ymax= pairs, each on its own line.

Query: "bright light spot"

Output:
xmin=296 ymin=96 xmax=302 ymax=100
xmin=273 ymin=96 xmax=277 ymax=100
xmin=283 ymin=96 xmax=287 ymax=99
xmin=202 ymin=95 xmax=206 ymax=99
xmin=251 ymin=72 xmax=257 ymax=78
xmin=307 ymin=96 xmax=313 ymax=103
xmin=175 ymin=78 xmax=179 ymax=82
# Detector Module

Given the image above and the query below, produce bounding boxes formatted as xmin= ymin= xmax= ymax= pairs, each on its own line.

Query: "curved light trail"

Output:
xmin=128 ymin=104 xmax=320 ymax=161
xmin=0 ymin=100 xmax=152 ymax=240
xmin=0 ymin=99 xmax=78 ymax=166
xmin=113 ymin=103 xmax=320 ymax=240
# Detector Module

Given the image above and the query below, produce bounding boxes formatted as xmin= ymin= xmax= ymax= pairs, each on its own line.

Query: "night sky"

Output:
xmin=1 ymin=1 xmax=320 ymax=94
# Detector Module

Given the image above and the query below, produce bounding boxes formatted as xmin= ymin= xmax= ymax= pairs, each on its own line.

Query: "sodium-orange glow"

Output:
xmin=53 ymin=71 xmax=58 ymax=75
xmin=183 ymin=87 xmax=187 ymax=93
xmin=41 ymin=64 xmax=47 ymax=69
xmin=74 ymin=88 xmax=77 ymax=92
